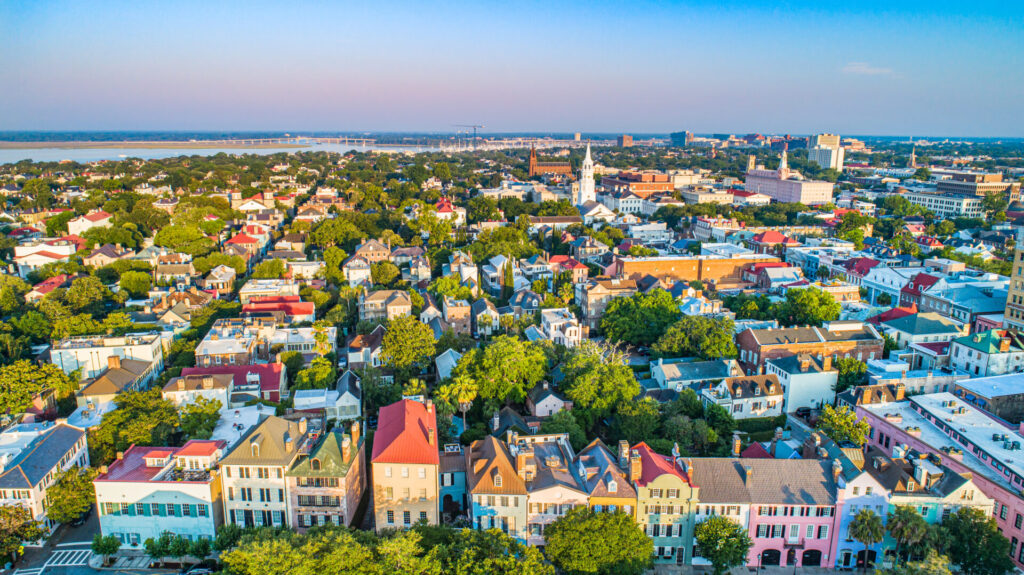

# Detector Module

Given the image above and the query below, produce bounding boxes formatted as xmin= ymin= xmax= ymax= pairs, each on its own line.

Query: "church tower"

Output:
xmin=576 ymin=143 xmax=596 ymax=206
xmin=528 ymin=146 xmax=538 ymax=177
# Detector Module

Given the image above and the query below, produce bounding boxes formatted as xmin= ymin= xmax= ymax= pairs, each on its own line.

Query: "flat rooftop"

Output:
xmin=956 ymin=374 xmax=1024 ymax=400
xmin=861 ymin=392 xmax=1024 ymax=491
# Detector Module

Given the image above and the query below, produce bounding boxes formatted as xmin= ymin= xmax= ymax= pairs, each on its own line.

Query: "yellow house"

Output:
xmin=370 ymin=399 xmax=439 ymax=530
xmin=576 ymin=439 xmax=637 ymax=519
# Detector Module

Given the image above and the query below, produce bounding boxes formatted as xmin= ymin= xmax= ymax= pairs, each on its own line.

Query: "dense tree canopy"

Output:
xmin=544 ymin=508 xmax=653 ymax=575
xmin=600 ymin=289 xmax=681 ymax=347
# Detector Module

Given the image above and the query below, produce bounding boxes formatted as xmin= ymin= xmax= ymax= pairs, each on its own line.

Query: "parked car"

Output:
xmin=69 ymin=504 xmax=93 ymax=527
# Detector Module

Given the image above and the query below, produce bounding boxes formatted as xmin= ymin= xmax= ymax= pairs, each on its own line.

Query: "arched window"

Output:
xmin=311 ymin=458 xmax=321 ymax=471
xmin=251 ymin=443 xmax=260 ymax=458
xmin=494 ymin=473 xmax=502 ymax=488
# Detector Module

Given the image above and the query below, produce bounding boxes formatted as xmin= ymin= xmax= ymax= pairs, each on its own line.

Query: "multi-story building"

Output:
xmin=0 ymin=422 xmax=88 ymax=532
xmin=536 ymin=308 xmax=583 ymax=348
xmin=286 ymin=422 xmax=365 ymax=530
xmin=1004 ymin=248 xmax=1024 ymax=330
xmin=857 ymin=393 xmax=1024 ymax=570
xmin=94 ymin=440 xmax=223 ymax=546
xmin=442 ymin=297 xmax=472 ymax=336
xmin=352 ymin=239 xmax=391 ymax=264
xmin=358 ymin=290 xmax=413 ymax=323
xmin=466 ymin=435 xmax=528 ymax=541
xmin=901 ymin=190 xmax=984 ymax=219
xmin=744 ymin=152 xmax=834 ymax=205
xmin=691 ymin=458 xmax=840 ymax=568
xmin=629 ymin=442 xmax=698 ymax=564
xmin=736 ymin=321 xmax=884 ymax=374
xmin=510 ymin=433 xmax=588 ymax=546
xmin=50 ymin=332 xmax=165 ymax=380
xmin=600 ymin=171 xmax=674 ymax=198
xmin=936 ymin=172 xmax=1021 ymax=203
xmin=955 ymin=374 xmax=1024 ymax=424
xmin=575 ymin=277 xmax=637 ymax=330
xmin=701 ymin=375 xmax=784 ymax=419
xmin=878 ymin=312 xmax=966 ymax=351
xmin=610 ymin=254 xmax=780 ymax=288
xmin=626 ymin=222 xmax=673 ymax=244
xmin=578 ymin=440 xmax=637 ymax=517
xmin=765 ymin=354 xmax=838 ymax=413
xmin=949 ymin=329 xmax=1024 ymax=377
xmin=221 ymin=416 xmax=315 ymax=528
xmin=808 ymin=146 xmax=845 ymax=172
xmin=237 ymin=279 xmax=301 ymax=305
xmin=371 ymin=399 xmax=440 ymax=531
xmin=195 ymin=318 xmax=268 ymax=367
xmin=162 ymin=373 xmax=234 ymax=409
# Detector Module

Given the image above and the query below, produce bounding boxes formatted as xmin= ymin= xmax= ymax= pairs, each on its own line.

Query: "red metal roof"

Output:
xmin=84 ymin=211 xmax=112 ymax=222
xmin=242 ymin=301 xmax=315 ymax=316
xmin=226 ymin=233 xmax=259 ymax=245
xmin=632 ymin=442 xmax=689 ymax=487
xmin=866 ymin=304 xmax=918 ymax=325
xmin=741 ymin=442 xmax=772 ymax=459
xmin=181 ymin=363 xmax=284 ymax=394
xmin=371 ymin=399 xmax=440 ymax=465
xmin=176 ymin=439 xmax=225 ymax=457
xmin=900 ymin=273 xmax=939 ymax=297
xmin=844 ymin=257 xmax=880 ymax=276
xmin=752 ymin=230 xmax=798 ymax=245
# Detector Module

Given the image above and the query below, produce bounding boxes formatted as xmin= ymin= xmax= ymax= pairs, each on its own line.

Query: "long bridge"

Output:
xmin=183 ymin=136 xmax=376 ymax=146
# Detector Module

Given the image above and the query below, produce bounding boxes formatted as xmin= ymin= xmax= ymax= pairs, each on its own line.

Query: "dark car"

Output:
xmin=69 ymin=504 xmax=93 ymax=527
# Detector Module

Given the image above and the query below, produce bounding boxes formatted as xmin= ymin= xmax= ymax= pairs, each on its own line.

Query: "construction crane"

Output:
xmin=453 ymin=124 xmax=484 ymax=150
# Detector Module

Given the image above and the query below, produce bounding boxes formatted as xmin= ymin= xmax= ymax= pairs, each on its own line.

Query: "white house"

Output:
xmin=67 ymin=210 xmax=113 ymax=236
xmin=700 ymin=375 xmax=784 ymax=419
xmin=765 ymin=354 xmax=838 ymax=413
xmin=538 ymin=308 xmax=583 ymax=348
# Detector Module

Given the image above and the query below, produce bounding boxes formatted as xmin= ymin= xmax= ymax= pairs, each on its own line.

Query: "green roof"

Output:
xmin=287 ymin=430 xmax=361 ymax=478
xmin=881 ymin=312 xmax=962 ymax=336
xmin=953 ymin=329 xmax=1024 ymax=354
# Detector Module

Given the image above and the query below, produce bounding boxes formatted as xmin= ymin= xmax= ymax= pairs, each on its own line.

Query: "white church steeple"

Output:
xmin=576 ymin=143 xmax=595 ymax=206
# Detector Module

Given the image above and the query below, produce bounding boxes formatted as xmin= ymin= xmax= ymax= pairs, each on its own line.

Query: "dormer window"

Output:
xmin=494 ymin=473 xmax=503 ymax=488
xmin=251 ymin=443 xmax=260 ymax=458
xmin=311 ymin=458 xmax=321 ymax=471
xmin=608 ymin=480 xmax=618 ymax=493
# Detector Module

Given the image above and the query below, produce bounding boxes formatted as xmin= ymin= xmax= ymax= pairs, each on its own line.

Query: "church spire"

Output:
xmin=779 ymin=148 xmax=788 ymax=171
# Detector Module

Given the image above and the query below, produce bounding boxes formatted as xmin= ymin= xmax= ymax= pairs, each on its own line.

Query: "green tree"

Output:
xmin=879 ymin=550 xmax=953 ymax=575
xmin=119 ymin=270 xmax=152 ymax=298
xmin=600 ymin=289 xmax=681 ymax=346
xmin=835 ymin=357 xmax=868 ymax=394
xmin=0 ymin=360 xmax=78 ymax=414
xmin=437 ymin=375 xmax=478 ymax=431
xmin=252 ymin=259 xmax=286 ymax=279
xmin=615 ymin=398 xmax=661 ymax=444
xmin=294 ymin=357 xmax=336 ymax=390
xmin=0 ymin=504 xmax=44 ymax=563
xmin=815 ymin=404 xmax=871 ymax=446
xmin=92 ymin=533 xmax=121 ymax=567
xmin=432 ymin=162 xmax=452 ymax=182
xmin=154 ymin=224 xmax=216 ymax=257
xmin=560 ymin=341 xmax=639 ymax=429
xmin=694 ymin=516 xmax=754 ymax=575
xmin=544 ymin=507 xmax=652 ymax=575
xmin=942 ymin=507 xmax=1014 ymax=575
xmin=63 ymin=276 xmax=113 ymax=314
xmin=371 ymin=261 xmax=401 ymax=287
xmin=46 ymin=210 xmax=76 ymax=236
xmin=426 ymin=527 xmax=554 ymax=575
xmin=773 ymin=288 xmax=840 ymax=327
xmin=380 ymin=315 xmax=436 ymax=382
xmin=89 ymin=389 xmax=180 ymax=465
xmin=849 ymin=508 xmax=884 ymax=571
xmin=652 ymin=316 xmax=737 ymax=359
xmin=538 ymin=409 xmax=587 ymax=451
xmin=454 ymin=335 xmax=547 ymax=409
xmin=887 ymin=505 xmax=929 ymax=567
xmin=179 ymin=396 xmax=223 ymax=440
xmin=44 ymin=467 xmax=97 ymax=524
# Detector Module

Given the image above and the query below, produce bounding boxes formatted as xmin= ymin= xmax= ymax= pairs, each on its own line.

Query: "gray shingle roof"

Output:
xmin=688 ymin=457 xmax=837 ymax=505
xmin=0 ymin=424 xmax=85 ymax=489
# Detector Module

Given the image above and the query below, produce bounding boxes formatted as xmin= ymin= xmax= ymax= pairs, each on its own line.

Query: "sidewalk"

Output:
xmin=87 ymin=549 xmax=165 ymax=571
xmin=652 ymin=566 xmax=837 ymax=575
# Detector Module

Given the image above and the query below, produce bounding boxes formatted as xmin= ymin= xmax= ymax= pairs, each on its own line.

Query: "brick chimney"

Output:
xmin=298 ymin=417 xmax=308 ymax=436
xmin=342 ymin=436 xmax=352 ymax=461
xmin=822 ymin=355 xmax=833 ymax=371
xmin=350 ymin=420 xmax=360 ymax=447
xmin=743 ymin=465 xmax=753 ymax=485
xmin=428 ymin=427 xmax=436 ymax=446
xmin=618 ymin=440 xmax=630 ymax=469
xmin=799 ymin=355 xmax=810 ymax=372
xmin=832 ymin=459 xmax=843 ymax=483
xmin=1000 ymin=337 xmax=1011 ymax=353
xmin=107 ymin=355 xmax=121 ymax=370
xmin=629 ymin=449 xmax=642 ymax=482
xmin=732 ymin=431 xmax=742 ymax=457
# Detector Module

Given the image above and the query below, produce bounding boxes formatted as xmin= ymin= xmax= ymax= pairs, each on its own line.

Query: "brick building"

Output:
xmin=736 ymin=321 xmax=884 ymax=373
xmin=610 ymin=254 xmax=780 ymax=288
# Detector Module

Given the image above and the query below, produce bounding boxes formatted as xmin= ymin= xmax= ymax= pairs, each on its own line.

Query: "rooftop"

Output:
xmin=956 ymin=373 xmax=1024 ymax=400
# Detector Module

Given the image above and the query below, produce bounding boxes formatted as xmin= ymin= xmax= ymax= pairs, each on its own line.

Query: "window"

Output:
xmin=494 ymin=474 xmax=503 ymax=488
xmin=852 ymin=487 xmax=859 ymax=495
xmin=386 ymin=510 xmax=395 ymax=524
xmin=757 ymin=525 xmax=768 ymax=538
xmin=385 ymin=467 xmax=392 ymax=478
xmin=403 ymin=511 xmax=411 ymax=525
xmin=401 ymin=467 xmax=409 ymax=478
xmin=136 ymin=503 xmax=146 ymax=516
xmin=1016 ymin=514 xmax=1022 ymax=530
xmin=818 ymin=525 xmax=829 ymax=539
xmin=650 ymin=489 xmax=662 ymax=498
xmin=806 ymin=524 xmax=815 ymax=539
xmin=198 ymin=505 xmax=208 ymax=517
xmin=419 ymin=511 xmax=427 ymax=522
xmin=418 ymin=467 xmax=426 ymax=479
xmin=385 ymin=487 xmax=393 ymax=500
xmin=1002 ymin=506 xmax=1009 ymax=520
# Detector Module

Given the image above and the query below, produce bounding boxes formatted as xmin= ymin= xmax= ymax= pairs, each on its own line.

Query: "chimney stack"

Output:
xmin=342 ymin=436 xmax=352 ymax=461
xmin=350 ymin=420 xmax=360 ymax=447
xmin=832 ymin=459 xmax=843 ymax=483
xmin=116 ymin=451 xmax=124 ymax=460
xmin=732 ymin=431 xmax=742 ymax=457
xmin=743 ymin=465 xmax=753 ymax=485
xmin=298 ymin=417 xmax=308 ymax=436
xmin=618 ymin=440 xmax=630 ymax=469
xmin=428 ymin=427 xmax=436 ymax=446
xmin=492 ymin=411 xmax=500 ymax=432
xmin=629 ymin=449 xmax=642 ymax=482
xmin=426 ymin=399 xmax=434 ymax=413
xmin=822 ymin=355 xmax=833 ymax=371
xmin=202 ymin=376 xmax=214 ymax=389
xmin=107 ymin=355 xmax=121 ymax=370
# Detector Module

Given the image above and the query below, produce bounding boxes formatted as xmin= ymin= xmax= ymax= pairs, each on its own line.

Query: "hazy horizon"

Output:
xmin=3 ymin=0 xmax=1022 ymax=137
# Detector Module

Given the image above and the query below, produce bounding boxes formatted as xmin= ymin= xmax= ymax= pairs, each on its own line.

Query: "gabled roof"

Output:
xmin=287 ymin=429 xmax=360 ymax=478
xmin=79 ymin=359 xmax=152 ymax=397
xmin=0 ymin=424 xmax=85 ymax=489
xmin=220 ymin=415 xmax=306 ymax=466
xmin=843 ymin=257 xmax=881 ymax=276
xmin=688 ymin=458 xmax=837 ymax=505
xmin=576 ymin=439 xmax=637 ymax=499
xmin=371 ymin=399 xmax=439 ymax=465
xmin=467 ymin=435 xmax=527 ymax=495
xmin=181 ymin=363 xmax=285 ymax=394
xmin=632 ymin=442 xmax=689 ymax=487
xmin=901 ymin=273 xmax=940 ymax=297
xmin=881 ymin=312 xmax=962 ymax=336
xmin=866 ymin=304 xmax=918 ymax=325
xmin=226 ymin=233 xmax=259 ymax=245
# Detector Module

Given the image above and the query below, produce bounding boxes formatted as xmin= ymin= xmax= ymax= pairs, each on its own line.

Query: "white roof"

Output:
xmin=956 ymin=374 xmax=1024 ymax=400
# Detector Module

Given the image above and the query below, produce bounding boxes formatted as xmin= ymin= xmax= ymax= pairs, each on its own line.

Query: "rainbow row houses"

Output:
xmin=89 ymin=395 xmax=998 ymax=568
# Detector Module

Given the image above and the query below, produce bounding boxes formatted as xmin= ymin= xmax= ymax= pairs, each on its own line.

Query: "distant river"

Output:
xmin=0 ymin=142 xmax=442 ymax=164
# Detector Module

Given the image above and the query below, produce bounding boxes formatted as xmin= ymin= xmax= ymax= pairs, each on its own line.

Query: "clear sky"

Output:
xmin=1 ymin=0 xmax=1022 ymax=136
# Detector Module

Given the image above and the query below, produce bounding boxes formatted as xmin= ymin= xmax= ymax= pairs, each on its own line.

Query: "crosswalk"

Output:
xmin=13 ymin=548 xmax=92 ymax=575
xmin=44 ymin=549 xmax=92 ymax=567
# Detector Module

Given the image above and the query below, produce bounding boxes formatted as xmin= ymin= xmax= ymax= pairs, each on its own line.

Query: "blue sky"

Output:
xmin=1 ymin=0 xmax=1022 ymax=136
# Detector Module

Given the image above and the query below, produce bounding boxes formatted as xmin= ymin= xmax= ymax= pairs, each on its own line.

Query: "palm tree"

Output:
xmin=441 ymin=375 xmax=478 ymax=431
xmin=887 ymin=505 xmax=928 ymax=567
xmin=849 ymin=508 xmax=884 ymax=571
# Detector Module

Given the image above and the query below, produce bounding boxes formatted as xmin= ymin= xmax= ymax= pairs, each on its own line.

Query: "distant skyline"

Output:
xmin=2 ymin=0 xmax=1022 ymax=137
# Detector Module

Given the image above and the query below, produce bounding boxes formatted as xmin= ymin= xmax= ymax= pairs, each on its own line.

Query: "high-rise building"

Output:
xmin=573 ymin=132 xmax=581 ymax=141
xmin=808 ymin=145 xmax=845 ymax=171
xmin=1005 ymin=244 xmax=1024 ymax=329
xmin=744 ymin=151 xmax=835 ymax=205
xmin=617 ymin=135 xmax=633 ymax=147
xmin=809 ymin=133 xmax=841 ymax=148
xmin=576 ymin=144 xmax=595 ymax=205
